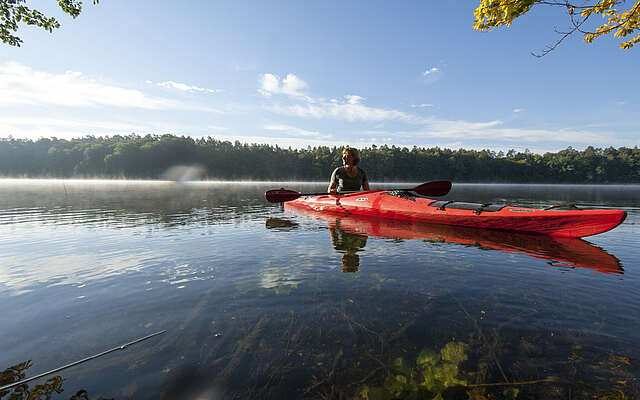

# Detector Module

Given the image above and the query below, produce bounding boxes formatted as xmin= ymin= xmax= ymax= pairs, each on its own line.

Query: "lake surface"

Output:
xmin=1 ymin=180 xmax=639 ymax=399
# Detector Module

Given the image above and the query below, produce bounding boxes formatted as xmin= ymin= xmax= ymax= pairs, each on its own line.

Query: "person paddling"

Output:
xmin=328 ymin=147 xmax=370 ymax=194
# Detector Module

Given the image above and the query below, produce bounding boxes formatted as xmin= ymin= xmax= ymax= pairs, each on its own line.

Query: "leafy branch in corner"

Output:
xmin=474 ymin=0 xmax=640 ymax=56
xmin=0 ymin=0 xmax=99 ymax=47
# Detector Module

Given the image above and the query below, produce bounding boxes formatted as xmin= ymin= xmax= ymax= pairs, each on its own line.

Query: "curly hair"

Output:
xmin=342 ymin=147 xmax=360 ymax=166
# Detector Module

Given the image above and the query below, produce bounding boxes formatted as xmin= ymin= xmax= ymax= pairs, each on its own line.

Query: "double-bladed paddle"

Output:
xmin=265 ymin=180 xmax=451 ymax=203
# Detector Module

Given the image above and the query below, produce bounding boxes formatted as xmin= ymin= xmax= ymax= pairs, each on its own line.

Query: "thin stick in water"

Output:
xmin=0 ymin=330 xmax=167 ymax=392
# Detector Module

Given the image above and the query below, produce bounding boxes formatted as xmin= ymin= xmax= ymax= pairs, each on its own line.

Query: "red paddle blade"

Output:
xmin=412 ymin=181 xmax=451 ymax=197
xmin=265 ymin=189 xmax=301 ymax=203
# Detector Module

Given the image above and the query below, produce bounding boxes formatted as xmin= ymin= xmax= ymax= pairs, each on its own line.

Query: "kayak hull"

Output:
xmin=286 ymin=190 xmax=627 ymax=238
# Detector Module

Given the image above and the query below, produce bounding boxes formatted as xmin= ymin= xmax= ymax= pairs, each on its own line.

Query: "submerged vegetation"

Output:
xmin=359 ymin=341 xmax=470 ymax=399
xmin=1 ymin=134 xmax=640 ymax=183
xmin=2 ymin=266 xmax=637 ymax=399
xmin=0 ymin=361 xmax=109 ymax=400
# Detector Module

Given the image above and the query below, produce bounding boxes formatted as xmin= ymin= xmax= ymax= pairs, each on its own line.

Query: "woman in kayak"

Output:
xmin=328 ymin=147 xmax=370 ymax=194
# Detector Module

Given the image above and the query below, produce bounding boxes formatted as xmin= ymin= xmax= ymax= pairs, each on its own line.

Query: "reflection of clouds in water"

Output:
xmin=0 ymin=250 xmax=158 ymax=295
xmin=1 ymin=248 xmax=219 ymax=296
xmin=0 ymin=226 xmax=162 ymax=295
xmin=259 ymin=267 xmax=302 ymax=290
xmin=0 ymin=214 xmax=236 ymax=296
xmin=292 ymin=244 xmax=339 ymax=270
xmin=257 ymin=246 xmax=333 ymax=291
xmin=158 ymin=263 xmax=215 ymax=288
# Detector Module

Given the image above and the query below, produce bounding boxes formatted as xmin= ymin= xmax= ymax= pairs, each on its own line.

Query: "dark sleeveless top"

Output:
xmin=330 ymin=167 xmax=368 ymax=192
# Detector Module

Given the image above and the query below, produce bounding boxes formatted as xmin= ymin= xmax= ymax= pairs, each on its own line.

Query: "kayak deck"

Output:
xmin=287 ymin=190 xmax=627 ymax=238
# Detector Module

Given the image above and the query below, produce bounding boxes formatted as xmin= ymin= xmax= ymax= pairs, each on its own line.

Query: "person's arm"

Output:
xmin=328 ymin=168 xmax=338 ymax=193
xmin=361 ymin=169 xmax=370 ymax=190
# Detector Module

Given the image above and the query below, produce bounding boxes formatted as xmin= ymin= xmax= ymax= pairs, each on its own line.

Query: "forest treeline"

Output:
xmin=0 ymin=134 xmax=639 ymax=183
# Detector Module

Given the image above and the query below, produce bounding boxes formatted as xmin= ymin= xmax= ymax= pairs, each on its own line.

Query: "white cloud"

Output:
xmin=423 ymin=67 xmax=439 ymax=76
xmin=259 ymin=74 xmax=280 ymax=95
xmin=157 ymin=80 xmax=220 ymax=94
xmin=259 ymin=73 xmax=308 ymax=97
xmin=0 ymin=114 xmax=223 ymax=140
xmin=358 ymin=127 xmax=616 ymax=153
xmin=0 ymin=115 xmax=154 ymax=139
xmin=422 ymin=67 xmax=443 ymax=85
xmin=269 ymin=101 xmax=414 ymax=122
xmin=282 ymin=74 xmax=307 ymax=95
xmin=207 ymin=125 xmax=228 ymax=132
xmin=425 ymin=119 xmax=504 ymax=134
xmin=345 ymin=95 xmax=364 ymax=104
xmin=411 ymin=103 xmax=433 ymax=108
xmin=490 ymin=127 xmax=609 ymax=144
xmin=0 ymin=62 xmax=181 ymax=109
xmin=259 ymin=72 xmax=415 ymax=122
xmin=513 ymin=108 xmax=523 ymax=113
xmin=263 ymin=124 xmax=331 ymax=138
xmin=364 ymin=119 xmax=616 ymax=147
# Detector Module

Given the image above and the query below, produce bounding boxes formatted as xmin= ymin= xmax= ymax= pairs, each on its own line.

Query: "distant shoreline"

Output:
xmin=2 ymin=135 xmax=639 ymax=184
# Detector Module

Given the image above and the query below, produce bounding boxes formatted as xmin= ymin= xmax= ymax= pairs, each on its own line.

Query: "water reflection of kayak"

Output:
xmin=284 ymin=204 xmax=623 ymax=275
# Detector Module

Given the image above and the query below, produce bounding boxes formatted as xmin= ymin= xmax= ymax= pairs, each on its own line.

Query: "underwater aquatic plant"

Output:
xmin=358 ymin=341 xmax=470 ymax=400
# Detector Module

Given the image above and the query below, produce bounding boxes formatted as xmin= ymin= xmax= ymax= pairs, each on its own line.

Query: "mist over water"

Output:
xmin=0 ymin=180 xmax=639 ymax=399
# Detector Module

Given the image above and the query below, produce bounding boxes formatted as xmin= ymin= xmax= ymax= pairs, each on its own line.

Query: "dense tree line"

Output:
xmin=0 ymin=134 xmax=639 ymax=183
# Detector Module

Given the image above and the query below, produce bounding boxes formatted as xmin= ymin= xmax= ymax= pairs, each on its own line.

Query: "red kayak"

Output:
xmin=282 ymin=207 xmax=623 ymax=274
xmin=283 ymin=190 xmax=626 ymax=238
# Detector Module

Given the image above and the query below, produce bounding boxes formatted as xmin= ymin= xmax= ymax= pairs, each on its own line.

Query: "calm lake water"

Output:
xmin=1 ymin=180 xmax=639 ymax=399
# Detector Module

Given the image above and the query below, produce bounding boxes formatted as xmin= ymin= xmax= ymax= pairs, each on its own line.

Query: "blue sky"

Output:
xmin=0 ymin=1 xmax=638 ymax=153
